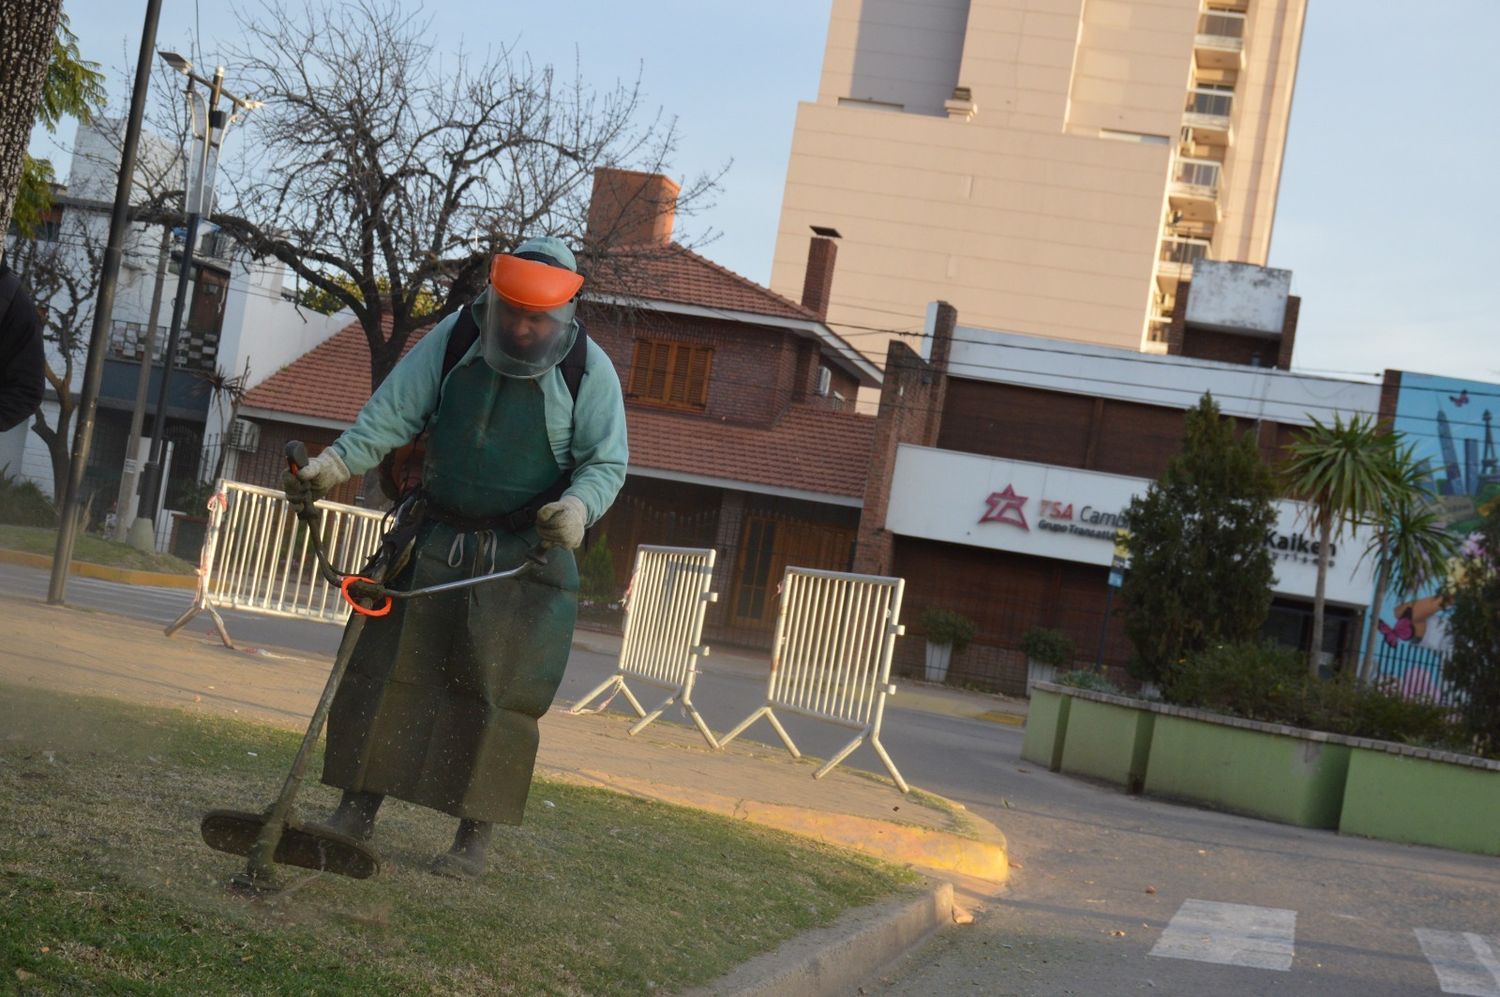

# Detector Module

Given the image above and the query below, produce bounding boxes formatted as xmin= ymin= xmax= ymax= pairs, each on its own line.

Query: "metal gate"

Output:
xmin=166 ymin=480 xmax=386 ymax=646
xmin=719 ymin=566 xmax=910 ymax=791
xmin=570 ymin=546 xmax=720 ymax=747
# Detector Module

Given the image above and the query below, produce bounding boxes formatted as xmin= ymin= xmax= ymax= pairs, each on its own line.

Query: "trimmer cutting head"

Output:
xmin=201 ymin=809 xmax=381 ymax=880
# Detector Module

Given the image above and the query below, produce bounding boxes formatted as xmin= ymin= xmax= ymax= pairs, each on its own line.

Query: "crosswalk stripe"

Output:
xmin=1149 ymin=899 xmax=1297 ymax=971
xmin=1417 ymin=929 xmax=1500 ymax=996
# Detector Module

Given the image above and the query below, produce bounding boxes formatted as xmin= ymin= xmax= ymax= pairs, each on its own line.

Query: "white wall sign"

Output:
xmin=886 ymin=445 xmax=1376 ymax=606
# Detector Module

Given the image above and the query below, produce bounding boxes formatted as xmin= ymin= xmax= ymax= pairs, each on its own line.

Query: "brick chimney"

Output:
xmin=800 ymin=226 xmax=841 ymax=319
xmin=586 ymin=168 xmax=680 ymax=247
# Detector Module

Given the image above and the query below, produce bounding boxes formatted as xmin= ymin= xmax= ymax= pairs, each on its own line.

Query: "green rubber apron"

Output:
xmin=322 ymin=360 xmax=579 ymax=825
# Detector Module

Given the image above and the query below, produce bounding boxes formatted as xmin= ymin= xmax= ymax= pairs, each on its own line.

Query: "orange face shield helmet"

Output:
xmin=481 ymin=252 xmax=584 ymax=378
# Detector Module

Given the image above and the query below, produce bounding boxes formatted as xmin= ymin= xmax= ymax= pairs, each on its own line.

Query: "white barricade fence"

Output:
xmin=570 ymin=546 xmax=720 ymax=748
xmin=719 ymin=567 xmax=910 ymax=792
xmin=166 ymin=479 xmax=387 ymax=647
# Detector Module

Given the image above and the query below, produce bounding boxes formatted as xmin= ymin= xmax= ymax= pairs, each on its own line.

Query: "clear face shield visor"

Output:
xmin=480 ymin=254 xmax=584 ymax=379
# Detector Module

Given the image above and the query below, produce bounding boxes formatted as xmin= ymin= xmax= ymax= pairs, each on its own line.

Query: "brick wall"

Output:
xmin=854 ymin=302 xmax=955 ymax=576
xmin=1180 ymin=327 xmax=1278 ymax=367
xmin=585 ymin=304 xmax=811 ymax=427
xmin=1276 ymin=296 xmax=1300 ymax=369
xmin=1167 ymin=280 xmax=1300 ymax=371
xmin=800 ymin=236 xmax=837 ymax=319
xmin=1378 ymin=368 xmax=1402 ymax=427
xmin=236 ymin=419 xmax=364 ymax=506
xmin=936 ymin=376 xmax=1315 ymax=484
xmin=888 ymin=536 xmax=1135 ymax=696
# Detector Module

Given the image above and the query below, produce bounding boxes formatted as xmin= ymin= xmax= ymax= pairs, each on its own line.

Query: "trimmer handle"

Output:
xmin=284 ymin=441 xmax=321 ymax=530
xmin=285 ymin=440 xmax=310 ymax=475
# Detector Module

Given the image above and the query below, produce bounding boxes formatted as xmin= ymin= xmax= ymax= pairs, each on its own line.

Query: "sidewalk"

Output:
xmin=571 ymin=626 xmax=1031 ymax=728
xmin=0 ymin=595 xmax=1010 ymax=886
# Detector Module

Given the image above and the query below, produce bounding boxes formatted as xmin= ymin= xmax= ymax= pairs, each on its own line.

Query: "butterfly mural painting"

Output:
xmin=1377 ymin=616 xmax=1414 ymax=647
xmin=1450 ymin=389 xmax=1470 ymax=407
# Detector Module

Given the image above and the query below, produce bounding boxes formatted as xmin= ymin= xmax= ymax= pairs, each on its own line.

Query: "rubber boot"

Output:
xmin=430 ymin=819 xmax=494 ymax=879
xmin=322 ymin=789 xmax=384 ymax=842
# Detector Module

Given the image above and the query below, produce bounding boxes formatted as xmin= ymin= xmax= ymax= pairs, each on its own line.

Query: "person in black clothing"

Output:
xmin=0 ymin=260 xmax=45 ymax=432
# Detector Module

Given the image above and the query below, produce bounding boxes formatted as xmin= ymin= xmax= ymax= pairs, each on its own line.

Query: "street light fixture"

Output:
xmin=129 ymin=53 xmax=259 ymax=548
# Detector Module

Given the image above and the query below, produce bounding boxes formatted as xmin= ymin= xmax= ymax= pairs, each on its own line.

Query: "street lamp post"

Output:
xmin=47 ymin=0 xmax=166 ymax=604
xmin=129 ymin=54 xmax=258 ymax=550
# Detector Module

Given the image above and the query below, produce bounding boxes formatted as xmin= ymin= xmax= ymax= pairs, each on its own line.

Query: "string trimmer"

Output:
xmin=200 ymin=441 xmax=547 ymax=894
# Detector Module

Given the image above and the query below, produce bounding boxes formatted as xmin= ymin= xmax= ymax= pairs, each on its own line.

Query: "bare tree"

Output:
xmin=211 ymin=0 xmax=721 ymax=389
xmin=7 ymin=215 xmax=103 ymax=498
xmin=0 ymin=0 xmax=64 ymax=238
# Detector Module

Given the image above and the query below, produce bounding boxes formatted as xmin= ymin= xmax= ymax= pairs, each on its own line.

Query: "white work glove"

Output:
xmin=283 ymin=448 xmax=351 ymax=512
xmin=535 ymin=494 xmax=587 ymax=550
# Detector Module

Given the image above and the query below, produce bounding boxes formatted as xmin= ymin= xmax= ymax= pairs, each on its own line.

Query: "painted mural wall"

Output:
xmin=1369 ymin=372 xmax=1500 ymax=696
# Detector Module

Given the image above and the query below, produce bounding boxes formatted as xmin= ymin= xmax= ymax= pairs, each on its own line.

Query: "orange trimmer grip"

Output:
xmin=341 ymin=576 xmax=392 ymax=617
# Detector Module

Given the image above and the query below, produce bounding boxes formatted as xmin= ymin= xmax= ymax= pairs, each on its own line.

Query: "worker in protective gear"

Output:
xmin=284 ymin=236 xmax=627 ymax=878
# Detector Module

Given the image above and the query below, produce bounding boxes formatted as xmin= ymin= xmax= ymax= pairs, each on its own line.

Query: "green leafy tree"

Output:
xmin=1120 ymin=393 xmax=1278 ymax=687
xmin=1445 ymin=501 xmax=1500 ymax=756
xmin=297 ymin=273 xmax=438 ymax=320
xmin=10 ymin=13 xmax=106 ymax=237
xmin=1356 ymin=443 xmax=1460 ymax=682
xmin=1282 ymin=414 xmax=1403 ymax=675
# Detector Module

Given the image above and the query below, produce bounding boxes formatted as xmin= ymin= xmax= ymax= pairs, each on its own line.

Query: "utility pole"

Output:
xmin=133 ymin=55 xmax=258 ymax=546
xmin=48 ymin=0 xmax=166 ymax=604
xmin=112 ymin=226 xmax=172 ymax=542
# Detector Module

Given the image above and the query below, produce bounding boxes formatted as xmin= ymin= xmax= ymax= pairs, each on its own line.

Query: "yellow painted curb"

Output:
xmin=549 ymin=768 xmax=1010 ymax=885
xmin=974 ymin=710 xmax=1027 ymax=727
xmin=0 ymin=548 xmax=198 ymax=590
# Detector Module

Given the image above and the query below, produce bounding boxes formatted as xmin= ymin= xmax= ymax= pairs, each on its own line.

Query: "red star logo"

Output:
xmin=980 ymin=485 xmax=1029 ymax=530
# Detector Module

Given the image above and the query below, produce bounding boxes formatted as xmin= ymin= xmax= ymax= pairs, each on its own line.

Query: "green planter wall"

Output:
xmin=1027 ymin=683 xmax=1500 ymax=857
xmin=1057 ymin=696 xmax=1154 ymax=792
xmin=1021 ymin=687 xmax=1070 ymax=771
xmin=1144 ymin=714 xmax=1350 ymax=828
xmin=1340 ymin=746 xmax=1500 ymax=856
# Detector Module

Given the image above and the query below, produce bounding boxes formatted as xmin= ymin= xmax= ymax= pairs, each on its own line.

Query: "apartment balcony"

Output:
xmin=1144 ymin=314 xmax=1172 ymax=350
xmin=1169 ymin=157 xmax=1223 ymax=223
xmin=1155 ymin=236 xmax=1210 ymax=294
xmin=1195 ymin=10 xmax=1246 ymax=71
xmin=1183 ymin=87 xmax=1233 ymax=145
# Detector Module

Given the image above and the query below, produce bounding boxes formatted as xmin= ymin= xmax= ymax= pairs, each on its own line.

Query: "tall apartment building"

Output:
xmin=769 ymin=0 xmax=1307 ymax=367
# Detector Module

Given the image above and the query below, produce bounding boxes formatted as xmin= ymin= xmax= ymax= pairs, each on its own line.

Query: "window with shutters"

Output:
xmin=626 ymin=338 xmax=713 ymax=411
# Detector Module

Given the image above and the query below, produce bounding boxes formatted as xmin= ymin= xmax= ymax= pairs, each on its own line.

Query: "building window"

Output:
xmin=627 ymin=338 xmax=712 ymax=410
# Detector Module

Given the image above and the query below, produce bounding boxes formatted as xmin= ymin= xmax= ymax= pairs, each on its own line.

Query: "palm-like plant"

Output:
xmin=1281 ymin=414 xmax=1403 ymax=675
xmin=1356 ymin=445 xmax=1460 ymax=682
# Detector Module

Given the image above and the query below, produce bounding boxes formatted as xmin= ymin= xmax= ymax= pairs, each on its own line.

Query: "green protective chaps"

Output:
xmin=322 ymin=363 xmax=579 ymax=825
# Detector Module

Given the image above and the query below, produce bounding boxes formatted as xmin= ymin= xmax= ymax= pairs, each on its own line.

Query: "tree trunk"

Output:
xmin=1309 ymin=515 xmax=1333 ymax=677
xmin=1358 ymin=563 xmax=1391 ymax=685
xmin=0 ymin=0 xmax=64 ymax=238
xmin=29 ymin=407 xmax=70 ymax=509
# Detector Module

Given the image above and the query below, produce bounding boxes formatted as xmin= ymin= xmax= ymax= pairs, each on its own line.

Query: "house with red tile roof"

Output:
xmin=234 ymin=169 xmax=881 ymax=646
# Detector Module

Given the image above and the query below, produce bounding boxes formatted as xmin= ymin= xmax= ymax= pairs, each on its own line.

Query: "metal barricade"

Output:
xmin=166 ymin=479 xmax=387 ymax=647
xmin=719 ymin=567 xmax=910 ymax=792
xmin=570 ymin=546 xmax=720 ymax=748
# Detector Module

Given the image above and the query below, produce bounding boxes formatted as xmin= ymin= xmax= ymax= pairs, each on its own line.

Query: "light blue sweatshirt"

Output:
xmin=329 ymin=305 xmax=629 ymax=525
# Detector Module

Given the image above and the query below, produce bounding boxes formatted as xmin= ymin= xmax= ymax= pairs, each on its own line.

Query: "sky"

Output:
xmin=28 ymin=0 xmax=1500 ymax=387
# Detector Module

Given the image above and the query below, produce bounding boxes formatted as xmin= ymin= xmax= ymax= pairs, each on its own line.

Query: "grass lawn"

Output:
xmin=0 ymin=684 xmax=915 ymax=995
xmin=0 ymin=525 xmax=196 ymax=575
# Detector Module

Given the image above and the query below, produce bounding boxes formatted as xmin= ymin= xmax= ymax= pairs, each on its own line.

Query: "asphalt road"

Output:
xmin=7 ymin=563 xmax=1499 ymax=996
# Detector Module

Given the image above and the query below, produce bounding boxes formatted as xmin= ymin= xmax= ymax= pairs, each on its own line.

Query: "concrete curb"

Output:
xmin=684 ymin=881 xmax=955 ymax=997
xmin=0 ymin=548 xmax=197 ymax=589
xmin=546 ymin=768 xmax=1010 ymax=884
